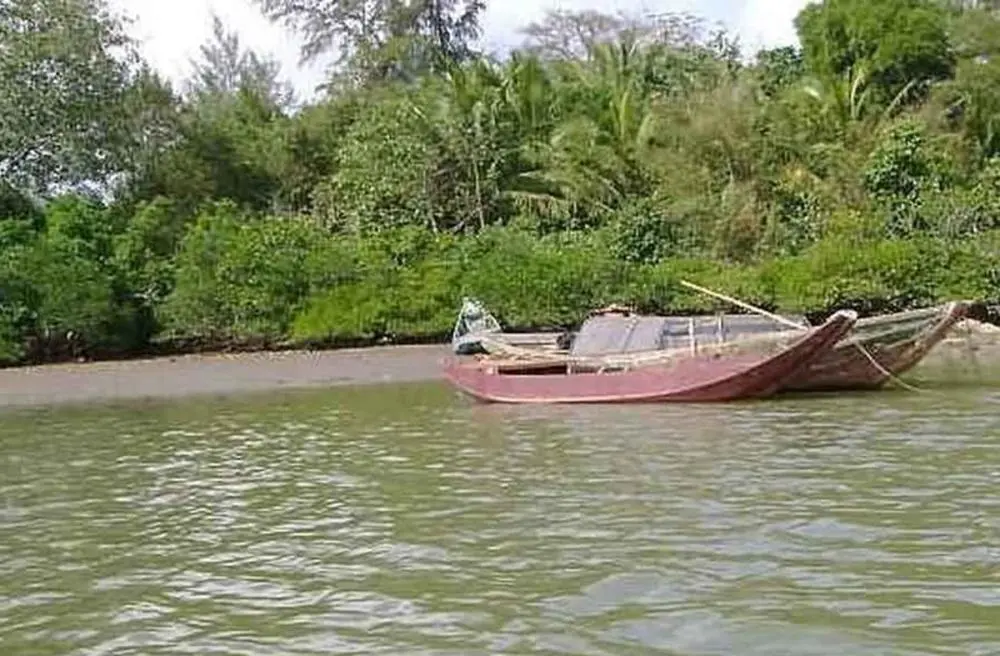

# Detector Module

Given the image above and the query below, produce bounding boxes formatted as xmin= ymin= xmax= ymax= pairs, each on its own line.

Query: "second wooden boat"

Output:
xmin=442 ymin=309 xmax=857 ymax=404
xmin=781 ymin=301 xmax=968 ymax=391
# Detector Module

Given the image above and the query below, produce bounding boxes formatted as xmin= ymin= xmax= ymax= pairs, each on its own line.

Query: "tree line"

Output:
xmin=1 ymin=0 xmax=999 ymax=364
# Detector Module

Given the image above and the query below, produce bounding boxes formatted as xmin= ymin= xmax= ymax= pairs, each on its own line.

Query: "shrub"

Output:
xmin=162 ymin=202 xmax=346 ymax=339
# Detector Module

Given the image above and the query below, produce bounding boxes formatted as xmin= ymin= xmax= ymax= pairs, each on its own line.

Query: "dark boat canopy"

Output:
xmin=569 ymin=313 xmax=806 ymax=357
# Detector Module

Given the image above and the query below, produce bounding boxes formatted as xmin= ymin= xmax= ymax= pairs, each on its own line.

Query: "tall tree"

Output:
xmin=248 ymin=0 xmax=485 ymax=85
xmin=931 ymin=6 xmax=1000 ymax=154
xmin=519 ymin=9 xmax=628 ymax=60
xmin=519 ymin=9 xmax=738 ymax=63
xmin=187 ymin=13 xmax=295 ymax=109
xmin=0 ymin=0 xmax=138 ymax=195
xmin=795 ymin=0 xmax=954 ymax=105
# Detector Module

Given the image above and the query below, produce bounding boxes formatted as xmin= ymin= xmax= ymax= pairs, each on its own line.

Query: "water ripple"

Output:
xmin=0 ymin=384 xmax=998 ymax=654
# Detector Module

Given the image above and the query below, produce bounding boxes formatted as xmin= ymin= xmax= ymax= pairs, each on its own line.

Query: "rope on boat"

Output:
xmin=847 ymin=300 xmax=967 ymax=395
xmin=850 ymin=341 xmax=925 ymax=393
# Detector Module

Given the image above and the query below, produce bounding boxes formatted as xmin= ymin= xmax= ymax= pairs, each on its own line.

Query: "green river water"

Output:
xmin=2 ymin=380 xmax=999 ymax=655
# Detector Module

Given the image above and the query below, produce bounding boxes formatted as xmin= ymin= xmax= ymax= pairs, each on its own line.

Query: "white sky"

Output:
xmin=108 ymin=0 xmax=809 ymax=100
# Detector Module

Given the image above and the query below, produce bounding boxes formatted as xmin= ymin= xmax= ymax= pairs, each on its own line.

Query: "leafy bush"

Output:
xmin=162 ymin=202 xmax=347 ymax=339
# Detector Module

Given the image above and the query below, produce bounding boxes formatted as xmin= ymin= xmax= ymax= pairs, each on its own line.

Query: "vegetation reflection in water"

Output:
xmin=1 ymin=382 xmax=998 ymax=655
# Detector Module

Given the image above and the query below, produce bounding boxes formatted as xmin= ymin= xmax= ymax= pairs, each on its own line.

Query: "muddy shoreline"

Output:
xmin=0 ymin=344 xmax=453 ymax=409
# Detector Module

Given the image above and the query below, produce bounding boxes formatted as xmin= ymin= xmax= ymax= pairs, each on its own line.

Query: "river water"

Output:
xmin=2 ymin=381 xmax=999 ymax=655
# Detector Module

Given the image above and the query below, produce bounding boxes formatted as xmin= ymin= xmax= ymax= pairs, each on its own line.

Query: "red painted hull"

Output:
xmin=443 ymin=310 xmax=857 ymax=404
xmin=782 ymin=301 xmax=969 ymax=392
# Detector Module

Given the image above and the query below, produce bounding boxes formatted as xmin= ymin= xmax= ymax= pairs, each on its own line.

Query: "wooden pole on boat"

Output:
xmin=680 ymin=280 xmax=809 ymax=329
xmin=679 ymin=280 xmax=808 ymax=331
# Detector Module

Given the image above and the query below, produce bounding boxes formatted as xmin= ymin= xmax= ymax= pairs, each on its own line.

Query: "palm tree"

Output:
xmin=502 ymin=38 xmax=662 ymax=228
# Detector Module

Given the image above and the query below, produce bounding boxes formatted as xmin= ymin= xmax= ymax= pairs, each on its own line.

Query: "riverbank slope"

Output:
xmin=0 ymin=344 xmax=452 ymax=409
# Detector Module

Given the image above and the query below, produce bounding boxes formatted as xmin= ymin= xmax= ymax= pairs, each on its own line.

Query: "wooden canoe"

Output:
xmin=780 ymin=300 xmax=969 ymax=391
xmin=442 ymin=309 xmax=858 ymax=404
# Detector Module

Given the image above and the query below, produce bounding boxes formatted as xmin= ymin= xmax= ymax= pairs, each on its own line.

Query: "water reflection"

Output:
xmin=0 ymin=382 xmax=998 ymax=654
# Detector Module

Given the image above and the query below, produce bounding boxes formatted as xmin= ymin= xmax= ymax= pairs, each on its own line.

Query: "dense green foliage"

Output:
xmin=1 ymin=0 xmax=1000 ymax=364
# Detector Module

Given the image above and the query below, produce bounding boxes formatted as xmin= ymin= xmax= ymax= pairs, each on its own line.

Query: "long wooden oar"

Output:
xmin=678 ymin=280 xmax=809 ymax=330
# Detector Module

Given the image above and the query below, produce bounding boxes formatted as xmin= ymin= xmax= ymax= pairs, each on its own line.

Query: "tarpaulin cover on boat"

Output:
xmin=570 ymin=313 xmax=807 ymax=356
xmin=661 ymin=314 xmax=805 ymax=349
xmin=569 ymin=316 xmax=670 ymax=356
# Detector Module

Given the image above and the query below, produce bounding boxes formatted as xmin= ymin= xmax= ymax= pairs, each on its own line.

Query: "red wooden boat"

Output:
xmin=442 ymin=309 xmax=858 ymax=404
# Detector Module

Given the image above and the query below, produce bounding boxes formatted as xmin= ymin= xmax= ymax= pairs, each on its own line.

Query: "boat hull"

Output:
xmin=442 ymin=310 xmax=857 ymax=404
xmin=781 ymin=301 xmax=969 ymax=392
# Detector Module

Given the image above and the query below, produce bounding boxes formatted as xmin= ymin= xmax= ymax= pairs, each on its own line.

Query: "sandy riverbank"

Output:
xmin=1 ymin=320 xmax=998 ymax=409
xmin=908 ymin=319 xmax=1000 ymax=386
xmin=0 ymin=344 xmax=453 ymax=409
